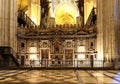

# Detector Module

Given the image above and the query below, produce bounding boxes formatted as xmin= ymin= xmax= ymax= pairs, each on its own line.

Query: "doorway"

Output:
xmin=65 ymin=49 xmax=73 ymax=65
xmin=21 ymin=56 xmax=25 ymax=66
xmin=41 ymin=49 xmax=49 ymax=66
xmin=90 ymin=55 xmax=93 ymax=67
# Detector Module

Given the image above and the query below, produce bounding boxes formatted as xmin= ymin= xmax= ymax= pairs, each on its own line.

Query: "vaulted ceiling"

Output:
xmin=55 ymin=3 xmax=77 ymax=25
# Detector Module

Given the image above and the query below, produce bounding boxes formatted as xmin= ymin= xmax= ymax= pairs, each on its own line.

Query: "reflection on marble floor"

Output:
xmin=0 ymin=70 xmax=120 ymax=84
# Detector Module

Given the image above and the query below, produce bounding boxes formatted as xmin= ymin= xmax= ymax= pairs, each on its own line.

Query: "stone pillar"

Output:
xmin=0 ymin=0 xmax=17 ymax=52
xmin=113 ymin=0 xmax=120 ymax=69
xmin=96 ymin=0 xmax=103 ymax=61
xmin=97 ymin=0 xmax=119 ymax=68
xmin=102 ymin=0 xmax=114 ymax=63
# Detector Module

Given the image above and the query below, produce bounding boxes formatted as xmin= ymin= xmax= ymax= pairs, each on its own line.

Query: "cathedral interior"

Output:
xmin=0 ymin=0 xmax=120 ymax=69
xmin=17 ymin=0 xmax=98 ymax=68
xmin=1 ymin=0 xmax=120 ymax=84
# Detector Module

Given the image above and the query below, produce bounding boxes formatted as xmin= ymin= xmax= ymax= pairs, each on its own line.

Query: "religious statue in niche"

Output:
xmin=54 ymin=41 xmax=60 ymax=53
xmin=43 ymin=42 xmax=47 ymax=47
xmin=66 ymin=42 xmax=72 ymax=47
xmin=30 ymin=42 xmax=36 ymax=47
xmin=55 ymin=47 xmax=59 ymax=53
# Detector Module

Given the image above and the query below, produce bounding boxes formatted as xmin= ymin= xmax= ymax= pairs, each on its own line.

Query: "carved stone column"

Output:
xmin=0 ymin=0 xmax=17 ymax=51
xmin=96 ymin=0 xmax=104 ymax=61
xmin=97 ymin=0 xmax=119 ymax=68
xmin=113 ymin=0 xmax=120 ymax=69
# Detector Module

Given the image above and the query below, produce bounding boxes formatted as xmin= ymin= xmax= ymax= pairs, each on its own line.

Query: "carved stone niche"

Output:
xmin=40 ymin=40 xmax=49 ymax=48
xmin=53 ymin=41 xmax=60 ymax=54
xmin=51 ymin=38 xmax=62 ymax=53
xmin=65 ymin=40 xmax=73 ymax=48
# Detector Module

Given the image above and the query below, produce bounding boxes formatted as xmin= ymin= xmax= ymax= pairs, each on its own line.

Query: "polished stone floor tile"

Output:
xmin=0 ymin=70 xmax=120 ymax=84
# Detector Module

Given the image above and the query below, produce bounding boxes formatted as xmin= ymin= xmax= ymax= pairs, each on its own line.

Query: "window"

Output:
xmin=21 ymin=43 xmax=25 ymax=47
xmin=90 ymin=42 xmax=93 ymax=47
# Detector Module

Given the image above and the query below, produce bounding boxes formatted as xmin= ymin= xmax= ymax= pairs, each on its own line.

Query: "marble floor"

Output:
xmin=0 ymin=70 xmax=120 ymax=84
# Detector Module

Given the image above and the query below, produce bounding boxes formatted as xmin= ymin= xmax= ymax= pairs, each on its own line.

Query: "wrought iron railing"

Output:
xmin=22 ymin=59 xmax=113 ymax=68
xmin=18 ymin=11 xmax=37 ymax=28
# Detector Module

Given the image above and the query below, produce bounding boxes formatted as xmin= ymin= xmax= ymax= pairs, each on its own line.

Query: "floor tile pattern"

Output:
xmin=0 ymin=70 xmax=120 ymax=84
